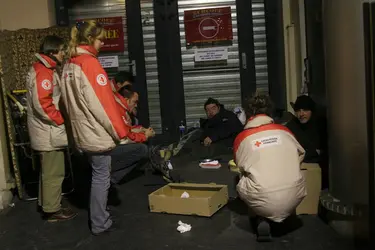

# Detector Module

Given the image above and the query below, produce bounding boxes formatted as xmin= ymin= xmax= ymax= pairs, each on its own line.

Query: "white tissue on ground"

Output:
xmin=167 ymin=161 xmax=173 ymax=170
xmin=177 ymin=220 xmax=192 ymax=233
xmin=180 ymin=191 xmax=190 ymax=198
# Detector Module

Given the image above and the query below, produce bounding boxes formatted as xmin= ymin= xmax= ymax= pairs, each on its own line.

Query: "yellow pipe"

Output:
xmin=12 ymin=90 xmax=27 ymax=94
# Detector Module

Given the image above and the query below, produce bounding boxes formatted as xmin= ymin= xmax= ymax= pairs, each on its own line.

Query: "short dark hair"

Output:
xmin=204 ymin=97 xmax=220 ymax=110
xmin=115 ymin=71 xmax=134 ymax=86
xmin=120 ymin=89 xmax=136 ymax=99
xmin=39 ymin=35 xmax=65 ymax=55
xmin=244 ymin=94 xmax=273 ymax=118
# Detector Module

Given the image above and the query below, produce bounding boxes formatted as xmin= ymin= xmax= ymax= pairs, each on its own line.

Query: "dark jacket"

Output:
xmin=286 ymin=113 xmax=328 ymax=163
xmin=200 ymin=105 xmax=243 ymax=146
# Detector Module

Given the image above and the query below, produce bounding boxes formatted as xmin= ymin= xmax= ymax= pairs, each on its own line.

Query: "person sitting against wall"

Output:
xmin=234 ymin=94 xmax=306 ymax=242
xmin=200 ymin=97 xmax=243 ymax=147
xmin=285 ymin=95 xmax=329 ymax=189
xmin=26 ymin=35 xmax=77 ymax=222
xmin=180 ymin=97 xmax=243 ymax=159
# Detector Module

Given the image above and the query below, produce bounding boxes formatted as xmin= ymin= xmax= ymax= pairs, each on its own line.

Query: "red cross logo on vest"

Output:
xmin=255 ymin=141 xmax=262 ymax=147
xmin=41 ymin=80 xmax=52 ymax=90
xmin=96 ymin=74 xmax=107 ymax=86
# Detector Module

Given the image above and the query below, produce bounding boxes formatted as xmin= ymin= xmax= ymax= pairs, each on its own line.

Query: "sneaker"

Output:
xmin=92 ymin=221 xmax=119 ymax=236
xmin=45 ymin=208 xmax=77 ymax=222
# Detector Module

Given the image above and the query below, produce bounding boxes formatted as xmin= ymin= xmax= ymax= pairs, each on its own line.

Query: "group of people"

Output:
xmin=27 ymin=20 xmax=155 ymax=235
xmin=197 ymin=95 xmax=327 ymax=241
xmin=26 ymin=19 xmax=328 ymax=240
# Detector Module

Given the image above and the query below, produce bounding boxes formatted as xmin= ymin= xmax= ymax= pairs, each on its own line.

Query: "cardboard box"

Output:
xmin=148 ymin=183 xmax=229 ymax=217
xmin=296 ymin=163 xmax=322 ymax=215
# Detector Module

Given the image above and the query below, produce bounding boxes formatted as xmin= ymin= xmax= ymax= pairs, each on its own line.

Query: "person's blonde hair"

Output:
xmin=68 ymin=20 xmax=106 ymax=57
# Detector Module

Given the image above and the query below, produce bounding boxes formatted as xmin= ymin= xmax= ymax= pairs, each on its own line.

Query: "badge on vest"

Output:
xmin=96 ymin=74 xmax=107 ymax=86
xmin=64 ymin=71 xmax=73 ymax=79
xmin=41 ymin=79 xmax=52 ymax=90
xmin=252 ymin=135 xmax=281 ymax=150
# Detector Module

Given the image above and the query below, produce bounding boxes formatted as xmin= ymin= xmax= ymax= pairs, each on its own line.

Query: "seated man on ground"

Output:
xmin=186 ymin=98 xmax=243 ymax=159
xmin=234 ymin=94 xmax=306 ymax=242
xmin=285 ymin=95 xmax=329 ymax=189
xmin=201 ymin=98 xmax=243 ymax=147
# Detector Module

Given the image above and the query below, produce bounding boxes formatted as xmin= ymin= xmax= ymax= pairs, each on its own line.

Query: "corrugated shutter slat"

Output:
xmin=141 ymin=2 xmax=163 ymax=134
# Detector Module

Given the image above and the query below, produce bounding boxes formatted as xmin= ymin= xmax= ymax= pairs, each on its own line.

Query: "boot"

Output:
xmin=256 ymin=217 xmax=272 ymax=242
xmin=44 ymin=208 xmax=77 ymax=222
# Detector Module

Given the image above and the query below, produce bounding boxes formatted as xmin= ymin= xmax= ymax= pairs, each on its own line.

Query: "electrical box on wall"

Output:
xmin=55 ymin=0 xmax=69 ymax=26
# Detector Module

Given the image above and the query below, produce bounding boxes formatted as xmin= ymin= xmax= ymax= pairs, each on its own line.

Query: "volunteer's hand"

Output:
xmin=144 ymin=128 xmax=155 ymax=138
xmin=203 ymin=137 xmax=212 ymax=146
xmin=140 ymin=127 xmax=147 ymax=132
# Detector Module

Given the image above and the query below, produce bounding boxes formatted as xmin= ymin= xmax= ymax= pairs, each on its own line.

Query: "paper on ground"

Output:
xmin=177 ymin=220 xmax=192 ymax=233
xmin=167 ymin=161 xmax=173 ymax=170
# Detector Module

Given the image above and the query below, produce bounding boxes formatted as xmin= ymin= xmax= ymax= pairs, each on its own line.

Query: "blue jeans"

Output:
xmin=87 ymin=152 xmax=112 ymax=234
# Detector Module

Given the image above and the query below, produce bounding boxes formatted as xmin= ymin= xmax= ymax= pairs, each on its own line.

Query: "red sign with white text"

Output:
xmin=78 ymin=17 xmax=125 ymax=52
xmin=184 ymin=7 xmax=233 ymax=45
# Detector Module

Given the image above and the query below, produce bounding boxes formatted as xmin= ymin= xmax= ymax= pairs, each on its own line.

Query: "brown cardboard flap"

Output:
xmin=297 ymin=163 xmax=322 ymax=215
xmin=300 ymin=162 xmax=321 ymax=170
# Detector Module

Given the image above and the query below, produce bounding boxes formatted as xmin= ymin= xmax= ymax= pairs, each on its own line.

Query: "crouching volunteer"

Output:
xmin=233 ymin=94 xmax=306 ymax=242
xmin=110 ymin=88 xmax=154 ymax=185
xmin=26 ymin=35 xmax=77 ymax=222
xmin=61 ymin=20 xmax=154 ymax=235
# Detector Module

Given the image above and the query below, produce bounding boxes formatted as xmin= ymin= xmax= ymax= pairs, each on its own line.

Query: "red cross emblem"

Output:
xmin=96 ymin=74 xmax=107 ymax=86
xmin=255 ymin=141 xmax=262 ymax=147
xmin=41 ymin=80 xmax=52 ymax=90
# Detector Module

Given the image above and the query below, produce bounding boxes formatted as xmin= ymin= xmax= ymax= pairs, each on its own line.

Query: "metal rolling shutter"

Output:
xmin=68 ymin=1 xmax=130 ymax=79
xmin=178 ymin=0 xmax=268 ymax=128
xmin=140 ymin=1 xmax=162 ymax=134
xmin=252 ymin=0 xmax=269 ymax=94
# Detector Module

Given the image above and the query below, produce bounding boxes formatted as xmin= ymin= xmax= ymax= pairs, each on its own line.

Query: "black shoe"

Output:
xmin=107 ymin=184 xmax=121 ymax=206
xmin=257 ymin=219 xmax=272 ymax=242
xmin=92 ymin=221 xmax=118 ymax=236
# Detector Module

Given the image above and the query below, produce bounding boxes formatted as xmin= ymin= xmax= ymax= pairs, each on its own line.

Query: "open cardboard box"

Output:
xmin=148 ymin=183 xmax=229 ymax=217
xmin=296 ymin=163 xmax=322 ymax=215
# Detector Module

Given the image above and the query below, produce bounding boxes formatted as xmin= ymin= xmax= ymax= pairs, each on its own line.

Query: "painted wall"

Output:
xmin=0 ymin=0 xmax=55 ymax=31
